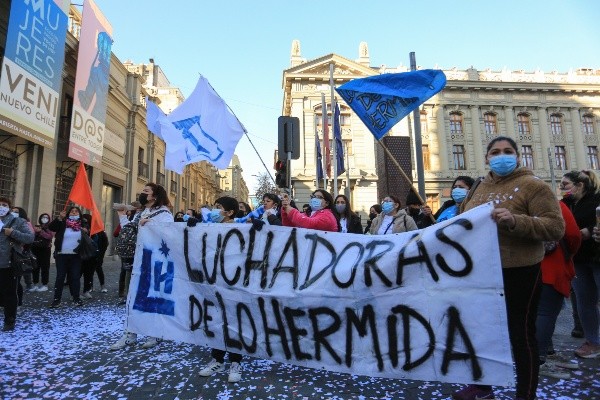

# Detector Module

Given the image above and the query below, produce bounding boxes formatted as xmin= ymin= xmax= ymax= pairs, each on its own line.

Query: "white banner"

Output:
xmin=125 ymin=204 xmax=514 ymax=386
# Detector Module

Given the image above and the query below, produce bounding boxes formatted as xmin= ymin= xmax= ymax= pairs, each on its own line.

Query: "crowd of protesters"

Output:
xmin=2 ymin=140 xmax=599 ymax=396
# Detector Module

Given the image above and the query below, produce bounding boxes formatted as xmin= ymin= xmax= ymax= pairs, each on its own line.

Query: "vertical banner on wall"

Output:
xmin=0 ymin=0 xmax=69 ymax=148
xmin=68 ymin=0 xmax=113 ymax=168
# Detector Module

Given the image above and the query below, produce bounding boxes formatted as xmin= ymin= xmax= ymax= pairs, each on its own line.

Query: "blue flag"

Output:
xmin=335 ymin=70 xmax=446 ymax=140
xmin=333 ymin=103 xmax=345 ymax=176
xmin=315 ymin=131 xmax=324 ymax=184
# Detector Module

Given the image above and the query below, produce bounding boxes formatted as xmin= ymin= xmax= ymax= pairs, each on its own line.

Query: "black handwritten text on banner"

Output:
xmin=125 ymin=204 xmax=513 ymax=386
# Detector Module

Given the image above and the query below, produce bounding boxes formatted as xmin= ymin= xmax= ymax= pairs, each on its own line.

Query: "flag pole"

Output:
xmin=377 ymin=140 xmax=435 ymax=223
xmin=330 ymin=63 xmax=337 ymax=197
xmin=410 ymin=52 xmax=426 ymax=201
xmin=203 ymin=76 xmax=277 ymax=187
xmin=321 ymin=93 xmax=327 ymax=190
xmin=345 ymin=141 xmax=351 ymax=199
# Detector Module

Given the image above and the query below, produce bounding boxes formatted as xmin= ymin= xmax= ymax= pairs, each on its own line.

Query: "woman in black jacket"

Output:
xmin=81 ymin=214 xmax=109 ymax=297
xmin=333 ymin=194 xmax=363 ymax=234
xmin=48 ymin=206 xmax=90 ymax=307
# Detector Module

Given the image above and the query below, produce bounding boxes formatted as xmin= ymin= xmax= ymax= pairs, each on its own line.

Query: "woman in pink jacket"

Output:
xmin=281 ymin=189 xmax=337 ymax=232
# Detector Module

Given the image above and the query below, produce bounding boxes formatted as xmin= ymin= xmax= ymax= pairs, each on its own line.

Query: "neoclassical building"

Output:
xmin=282 ymin=40 xmax=600 ymax=217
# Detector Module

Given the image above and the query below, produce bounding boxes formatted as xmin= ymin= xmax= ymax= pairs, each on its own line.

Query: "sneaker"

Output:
xmin=49 ymin=300 xmax=61 ymax=308
xmin=82 ymin=291 xmax=92 ymax=299
xmin=228 ymin=362 xmax=242 ymax=383
xmin=539 ymin=361 xmax=570 ymax=379
xmin=25 ymin=285 xmax=35 ymax=292
xmin=452 ymin=385 xmax=495 ymax=400
xmin=547 ymin=353 xmax=579 ymax=370
xmin=101 ymin=286 xmax=108 ymax=293
xmin=571 ymin=329 xmax=584 ymax=338
xmin=109 ymin=332 xmax=137 ymax=351
xmin=574 ymin=342 xmax=600 ymax=359
xmin=37 ymin=285 xmax=48 ymax=292
xmin=73 ymin=298 xmax=84 ymax=307
xmin=199 ymin=359 xmax=225 ymax=377
xmin=140 ymin=337 xmax=161 ymax=349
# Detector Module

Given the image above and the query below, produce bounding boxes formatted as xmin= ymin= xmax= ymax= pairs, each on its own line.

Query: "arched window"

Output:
xmin=517 ymin=113 xmax=531 ymax=136
xmin=484 ymin=112 xmax=497 ymax=135
xmin=583 ymin=114 xmax=595 ymax=135
xmin=449 ymin=112 xmax=463 ymax=135
xmin=550 ymin=114 xmax=563 ymax=135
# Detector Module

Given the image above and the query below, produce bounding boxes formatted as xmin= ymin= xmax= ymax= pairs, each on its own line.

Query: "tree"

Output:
xmin=254 ymin=172 xmax=277 ymax=203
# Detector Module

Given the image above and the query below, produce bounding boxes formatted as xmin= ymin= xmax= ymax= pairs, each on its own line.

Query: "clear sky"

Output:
xmin=94 ymin=0 xmax=600 ymax=195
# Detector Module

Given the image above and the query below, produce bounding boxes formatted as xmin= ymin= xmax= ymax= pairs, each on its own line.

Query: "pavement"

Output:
xmin=1 ymin=256 xmax=599 ymax=400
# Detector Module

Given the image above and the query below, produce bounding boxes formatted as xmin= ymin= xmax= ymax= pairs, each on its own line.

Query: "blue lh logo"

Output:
xmin=133 ymin=242 xmax=175 ymax=316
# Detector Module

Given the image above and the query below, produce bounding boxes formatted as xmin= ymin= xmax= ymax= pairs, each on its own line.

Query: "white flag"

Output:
xmin=146 ymin=76 xmax=245 ymax=174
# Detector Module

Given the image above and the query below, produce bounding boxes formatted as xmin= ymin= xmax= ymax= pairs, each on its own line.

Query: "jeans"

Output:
xmin=572 ymin=261 xmax=600 ymax=345
xmin=211 ymin=348 xmax=242 ymax=363
xmin=536 ymin=283 xmax=564 ymax=360
xmin=53 ymin=254 xmax=82 ymax=301
xmin=503 ymin=265 xmax=542 ymax=400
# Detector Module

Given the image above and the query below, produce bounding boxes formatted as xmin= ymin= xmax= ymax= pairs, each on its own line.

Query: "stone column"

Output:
xmin=537 ymin=107 xmax=551 ymax=171
xmin=504 ymin=106 xmax=516 ymax=138
xmin=570 ymin=108 xmax=587 ymax=169
xmin=436 ymin=106 xmax=448 ymax=171
xmin=470 ymin=105 xmax=484 ymax=173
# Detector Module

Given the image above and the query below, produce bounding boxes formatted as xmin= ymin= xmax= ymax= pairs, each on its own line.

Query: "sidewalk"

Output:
xmin=1 ymin=256 xmax=598 ymax=399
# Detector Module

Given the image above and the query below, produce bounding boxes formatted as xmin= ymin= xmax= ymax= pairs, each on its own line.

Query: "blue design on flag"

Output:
xmin=146 ymin=76 xmax=245 ymax=173
xmin=333 ymin=103 xmax=345 ymax=177
xmin=133 ymin=248 xmax=175 ymax=316
xmin=315 ymin=131 xmax=324 ymax=183
xmin=171 ymin=115 xmax=223 ymax=162
xmin=336 ymin=70 xmax=446 ymax=140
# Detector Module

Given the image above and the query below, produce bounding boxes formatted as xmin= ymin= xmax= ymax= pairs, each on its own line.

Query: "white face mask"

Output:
xmin=41 ymin=217 xmax=49 ymax=224
xmin=0 ymin=206 xmax=9 ymax=217
xmin=11 ymin=212 xmax=19 ymax=218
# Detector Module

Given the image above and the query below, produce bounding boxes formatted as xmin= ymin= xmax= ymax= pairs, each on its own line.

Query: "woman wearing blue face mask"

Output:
xmin=434 ymin=176 xmax=475 ymax=223
xmin=281 ymin=189 xmax=338 ymax=232
xmin=369 ymin=194 xmax=417 ymax=235
xmin=333 ymin=194 xmax=362 ymax=234
xmin=48 ymin=206 xmax=89 ymax=308
xmin=197 ymin=196 xmax=248 ymax=383
xmin=454 ymin=136 xmax=565 ymax=400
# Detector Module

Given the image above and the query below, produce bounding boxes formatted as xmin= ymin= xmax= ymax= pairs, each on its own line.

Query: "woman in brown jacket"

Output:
xmin=453 ymin=136 xmax=565 ymax=400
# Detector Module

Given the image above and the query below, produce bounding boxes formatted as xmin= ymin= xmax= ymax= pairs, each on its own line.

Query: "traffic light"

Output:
xmin=275 ymin=160 xmax=287 ymax=188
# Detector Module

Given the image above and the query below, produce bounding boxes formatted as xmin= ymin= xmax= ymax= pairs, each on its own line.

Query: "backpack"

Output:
xmin=115 ymin=209 xmax=169 ymax=258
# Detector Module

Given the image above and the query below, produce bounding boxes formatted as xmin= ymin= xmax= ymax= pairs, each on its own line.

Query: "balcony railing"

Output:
xmin=138 ymin=161 xmax=149 ymax=179
xmin=170 ymin=180 xmax=178 ymax=194
xmin=156 ymin=172 xmax=166 ymax=186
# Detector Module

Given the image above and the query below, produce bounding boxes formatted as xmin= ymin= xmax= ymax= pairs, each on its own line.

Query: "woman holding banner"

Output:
xmin=333 ymin=194 xmax=363 ymax=234
xmin=369 ymin=194 xmax=417 ymax=235
xmin=193 ymin=196 xmax=246 ymax=383
xmin=110 ymin=183 xmax=172 ymax=351
xmin=281 ymin=189 xmax=337 ymax=232
xmin=455 ymin=136 xmax=564 ymax=400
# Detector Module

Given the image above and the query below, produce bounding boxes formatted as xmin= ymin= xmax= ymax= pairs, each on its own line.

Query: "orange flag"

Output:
xmin=66 ymin=163 xmax=105 ymax=235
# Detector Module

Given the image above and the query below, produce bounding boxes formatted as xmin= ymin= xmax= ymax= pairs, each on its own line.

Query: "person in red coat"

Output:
xmin=536 ymin=201 xmax=582 ymax=378
xmin=281 ymin=189 xmax=337 ymax=232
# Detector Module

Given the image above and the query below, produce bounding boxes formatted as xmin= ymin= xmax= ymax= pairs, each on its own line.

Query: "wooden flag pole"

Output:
xmin=377 ymin=141 xmax=436 ymax=223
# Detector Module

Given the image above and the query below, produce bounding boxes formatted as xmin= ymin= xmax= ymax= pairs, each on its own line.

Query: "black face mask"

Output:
xmin=369 ymin=212 xmax=377 ymax=220
xmin=408 ymin=207 xmax=420 ymax=217
xmin=236 ymin=210 xmax=246 ymax=218
xmin=138 ymin=193 xmax=149 ymax=206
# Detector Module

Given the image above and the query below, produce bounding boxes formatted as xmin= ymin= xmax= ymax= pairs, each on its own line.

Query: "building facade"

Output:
xmin=218 ymin=155 xmax=250 ymax=204
xmin=282 ymin=40 xmax=600 ymax=218
xmin=0 ymin=3 xmax=236 ymax=252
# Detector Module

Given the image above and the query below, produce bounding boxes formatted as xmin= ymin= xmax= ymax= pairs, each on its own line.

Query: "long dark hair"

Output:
xmin=313 ymin=189 xmax=334 ymax=211
xmin=146 ymin=182 xmax=170 ymax=208
xmin=486 ymin=136 xmax=519 ymax=155
xmin=334 ymin=194 xmax=355 ymax=220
